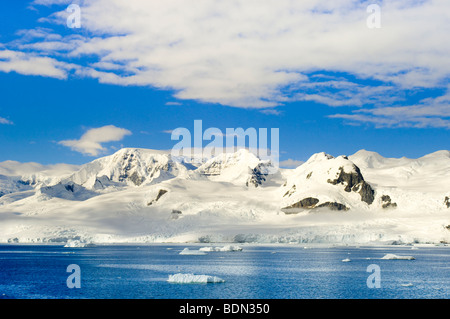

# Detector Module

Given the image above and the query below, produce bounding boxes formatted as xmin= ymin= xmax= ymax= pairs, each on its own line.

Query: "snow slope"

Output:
xmin=0 ymin=148 xmax=449 ymax=245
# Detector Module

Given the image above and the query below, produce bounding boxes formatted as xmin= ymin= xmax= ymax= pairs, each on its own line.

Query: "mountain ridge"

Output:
xmin=0 ymin=147 xmax=449 ymax=245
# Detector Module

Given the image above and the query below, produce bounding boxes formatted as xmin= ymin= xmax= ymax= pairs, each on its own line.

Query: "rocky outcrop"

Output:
xmin=283 ymin=197 xmax=319 ymax=210
xmin=128 ymin=171 xmax=145 ymax=186
xmin=316 ymin=202 xmax=349 ymax=211
xmin=381 ymin=195 xmax=397 ymax=209
xmin=445 ymin=196 xmax=450 ymax=208
xmin=281 ymin=197 xmax=348 ymax=213
xmin=327 ymin=165 xmax=374 ymax=205
xmin=171 ymin=209 xmax=182 ymax=219
xmin=283 ymin=185 xmax=296 ymax=198
xmin=147 ymin=189 xmax=168 ymax=206
xmin=246 ymin=163 xmax=269 ymax=188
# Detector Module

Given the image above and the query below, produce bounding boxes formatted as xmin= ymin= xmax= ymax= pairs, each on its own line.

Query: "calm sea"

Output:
xmin=0 ymin=244 xmax=448 ymax=299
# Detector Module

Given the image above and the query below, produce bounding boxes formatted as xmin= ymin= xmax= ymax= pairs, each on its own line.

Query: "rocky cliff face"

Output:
xmin=62 ymin=148 xmax=189 ymax=189
xmin=281 ymin=196 xmax=349 ymax=213
xmin=326 ymin=164 xmax=375 ymax=205
xmin=281 ymin=152 xmax=375 ymax=213
xmin=197 ymin=149 xmax=277 ymax=187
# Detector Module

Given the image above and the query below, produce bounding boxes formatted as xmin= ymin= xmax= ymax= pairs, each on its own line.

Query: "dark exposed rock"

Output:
xmin=281 ymin=197 xmax=348 ymax=213
xmin=445 ymin=196 xmax=450 ymax=208
xmin=327 ymin=165 xmax=364 ymax=192
xmin=306 ymin=172 xmax=313 ymax=179
xmin=283 ymin=185 xmax=296 ymax=197
xmin=64 ymin=184 xmax=75 ymax=192
xmin=17 ymin=180 xmax=31 ymax=186
xmin=327 ymin=165 xmax=374 ymax=205
xmin=381 ymin=195 xmax=397 ymax=209
xmin=316 ymin=202 xmax=349 ymax=211
xmin=171 ymin=209 xmax=182 ymax=220
xmin=284 ymin=197 xmax=319 ymax=209
xmin=147 ymin=189 xmax=168 ymax=206
xmin=129 ymin=171 xmax=145 ymax=186
xmin=246 ymin=163 xmax=269 ymax=188
xmin=353 ymin=182 xmax=375 ymax=205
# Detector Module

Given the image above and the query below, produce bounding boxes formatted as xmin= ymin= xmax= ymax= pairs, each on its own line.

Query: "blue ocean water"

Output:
xmin=0 ymin=244 xmax=448 ymax=299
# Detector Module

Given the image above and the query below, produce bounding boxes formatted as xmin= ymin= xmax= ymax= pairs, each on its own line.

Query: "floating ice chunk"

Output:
xmin=168 ymin=273 xmax=225 ymax=284
xmin=381 ymin=254 xmax=415 ymax=260
xmin=342 ymin=258 xmax=351 ymax=262
xmin=179 ymin=248 xmax=207 ymax=255
xmin=199 ymin=245 xmax=243 ymax=252
xmin=64 ymin=240 xmax=95 ymax=248
xmin=401 ymin=283 xmax=414 ymax=287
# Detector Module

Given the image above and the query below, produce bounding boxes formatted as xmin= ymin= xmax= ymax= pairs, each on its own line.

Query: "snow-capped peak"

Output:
xmin=196 ymin=149 xmax=277 ymax=187
xmin=61 ymin=148 xmax=190 ymax=189
xmin=282 ymin=152 xmax=375 ymax=212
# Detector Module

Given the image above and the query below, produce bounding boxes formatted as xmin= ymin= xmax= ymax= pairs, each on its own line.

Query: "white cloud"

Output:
xmin=279 ymin=159 xmax=304 ymax=169
xmin=58 ymin=125 xmax=132 ymax=156
xmin=331 ymin=86 xmax=450 ymax=129
xmin=0 ymin=49 xmax=71 ymax=79
xmin=0 ymin=117 xmax=13 ymax=125
xmin=1 ymin=0 xmax=450 ymax=126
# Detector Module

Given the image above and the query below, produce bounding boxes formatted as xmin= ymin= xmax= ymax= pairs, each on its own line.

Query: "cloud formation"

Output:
xmin=1 ymin=0 xmax=449 ymax=128
xmin=279 ymin=159 xmax=304 ymax=169
xmin=0 ymin=117 xmax=13 ymax=125
xmin=58 ymin=125 xmax=132 ymax=156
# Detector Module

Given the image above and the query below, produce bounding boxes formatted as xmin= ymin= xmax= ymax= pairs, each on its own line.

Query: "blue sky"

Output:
xmin=0 ymin=1 xmax=449 ymax=166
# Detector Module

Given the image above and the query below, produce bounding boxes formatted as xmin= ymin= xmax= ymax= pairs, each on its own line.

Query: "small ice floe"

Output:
xmin=199 ymin=245 xmax=243 ymax=252
xmin=64 ymin=240 xmax=95 ymax=248
xmin=179 ymin=248 xmax=207 ymax=255
xmin=410 ymin=246 xmax=419 ymax=250
xmin=401 ymin=283 xmax=414 ymax=287
xmin=167 ymin=273 xmax=225 ymax=284
xmin=381 ymin=253 xmax=415 ymax=260
xmin=341 ymin=258 xmax=351 ymax=262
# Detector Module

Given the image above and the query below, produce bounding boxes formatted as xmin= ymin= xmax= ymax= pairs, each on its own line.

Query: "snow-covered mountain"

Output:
xmin=0 ymin=161 xmax=79 ymax=198
xmin=62 ymin=148 xmax=192 ymax=188
xmin=0 ymin=148 xmax=449 ymax=245
xmin=281 ymin=152 xmax=375 ymax=213
xmin=196 ymin=149 xmax=281 ymax=187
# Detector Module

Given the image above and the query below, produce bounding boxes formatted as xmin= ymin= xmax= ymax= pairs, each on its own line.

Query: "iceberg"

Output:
xmin=199 ymin=245 xmax=243 ymax=252
xmin=64 ymin=240 xmax=95 ymax=248
xmin=167 ymin=273 xmax=225 ymax=284
xmin=381 ymin=253 xmax=415 ymax=260
xmin=179 ymin=248 xmax=207 ymax=255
